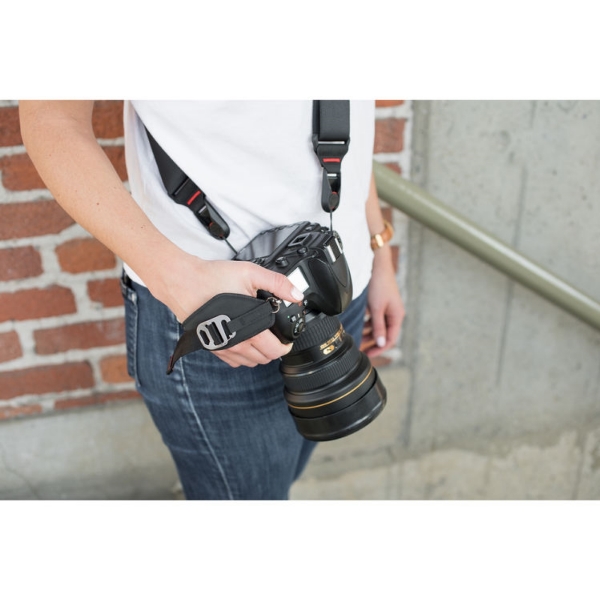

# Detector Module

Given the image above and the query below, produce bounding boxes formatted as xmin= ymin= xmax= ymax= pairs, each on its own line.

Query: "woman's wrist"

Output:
xmin=370 ymin=219 xmax=394 ymax=251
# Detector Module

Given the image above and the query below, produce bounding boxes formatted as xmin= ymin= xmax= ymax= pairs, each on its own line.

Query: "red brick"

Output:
xmin=100 ymin=354 xmax=132 ymax=383
xmin=54 ymin=389 xmax=141 ymax=411
xmin=0 ymin=106 xmax=22 ymax=147
xmin=0 ymin=152 xmax=45 ymax=190
xmin=0 ymin=200 xmax=74 ymax=241
xmin=380 ymin=161 xmax=402 ymax=175
xmin=0 ymin=246 xmax=43 ymax=281
xmin=391 ymin=244 xmax=400 ymax=273
xmin=56 ymin=238 xmax=116 ymax=273
xmin=103 ymin=145 xmax=127 ymax=181
xmin=376 ymin=100 xmax=404 ymax=108
xmin=0 ymin=286 xmax=76 ymax=322
xmin=0 ymin=362 xmax=94 ymax=400
xmin=381 ymin=206 xmax=394 ymax=223
xmin=34 ymin=318 xmax=125 ymax=354
xmin=87 ymin=277 xmax=123 ymax=307
xmin=370 ymin=355 xmax=393 ymax=368
xmin=374 ymin=118 xmax=405 ymax=154
xmin=92 ymin=101 xmax=124 ymax=139
xmin=0 ymin=404 xmax=43 ymax=421
xmin=0 ymin=331 xmax=23 ymax=363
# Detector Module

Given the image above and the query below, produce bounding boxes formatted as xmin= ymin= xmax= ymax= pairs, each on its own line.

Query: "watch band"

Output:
xmin=370 ymin=220 xmax=394 ymax=250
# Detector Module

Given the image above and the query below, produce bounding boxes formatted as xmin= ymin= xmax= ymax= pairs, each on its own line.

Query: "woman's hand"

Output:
xmin=361 ymin=246 xmax=405 ymax=358
xmin=148 ymin=251 xmax=305 ymax=368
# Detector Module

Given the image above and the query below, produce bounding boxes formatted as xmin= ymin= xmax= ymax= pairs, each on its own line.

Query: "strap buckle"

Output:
xmin=312 ymin=139 xmax=348 ymax=213
xmin=196 ymin=315 xmax=236 ymax=350
xmin=322 ymin=170 xmax=341 ymax=212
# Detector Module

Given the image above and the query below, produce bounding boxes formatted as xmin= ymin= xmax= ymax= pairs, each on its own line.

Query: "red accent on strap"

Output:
xmin=187 ymin=191 xmax=201 ymax=206
xmin=322 ymin=158 xmax=341 ymax=163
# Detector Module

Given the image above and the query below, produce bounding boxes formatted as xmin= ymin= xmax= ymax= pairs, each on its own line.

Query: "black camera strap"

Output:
xmin=145 ymin=128 xmax=236 ymax=253
xmin=144 ymin=100 xmax=350 ymax=243
xmin=312 ymin=100 xmax=350 ymax=213
xmin=141 ymin=101 xmax=350 ymax=371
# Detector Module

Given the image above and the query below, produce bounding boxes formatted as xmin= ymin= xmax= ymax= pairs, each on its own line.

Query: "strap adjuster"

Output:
xmin=145 ymin=128 xmax=231 ymax=244
xmin=196 ymin=315 xmax=236 ymax=350
xmin=313 ymin=138 xmax=348 ymax=213
xmin=312 ymin=138 xmax=349 ymax=162
xmin=311 ymin=98 xmax=350 ymax=214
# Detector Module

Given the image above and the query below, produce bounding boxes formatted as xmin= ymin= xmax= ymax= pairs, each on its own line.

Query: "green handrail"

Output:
xmin=373 ymin=161 xmax=600 ymax=332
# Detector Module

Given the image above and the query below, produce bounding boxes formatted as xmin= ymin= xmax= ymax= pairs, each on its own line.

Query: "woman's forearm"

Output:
xmin=19 ymin=101 xmax=304 ymax=367
xmin=363 ymin=169 xmax=405 ymax=355
xmin=19 ymin=100 xmax=183 ymax=292
xmin=365 ymin=170 xmax=396 ymax=271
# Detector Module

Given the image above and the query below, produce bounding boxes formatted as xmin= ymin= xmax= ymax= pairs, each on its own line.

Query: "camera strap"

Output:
xmin=166 ymin=293 xmax=282 ymax=374
xmin=145 ymin=128 xmax=236 ymax=252
xmin=144 ymin=100 xmax=350 ymax=241
xmin=312 ymin=100 xmax=350 ymax=213
xmin=142 ymin=102 xmax=350 ymax=371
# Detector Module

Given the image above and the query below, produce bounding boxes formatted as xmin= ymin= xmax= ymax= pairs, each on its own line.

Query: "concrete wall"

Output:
xmin=294 ymin=101 xmax=600 ymax=499
xmin=406 ymin=101 xmax=600 ymax=447
xmin=0 ymin=400 xmax=177 ymax=499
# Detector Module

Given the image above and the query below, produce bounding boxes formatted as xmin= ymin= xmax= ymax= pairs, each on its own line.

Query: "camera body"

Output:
xmin=234 ymin=221 xmax=385 ymax=442
xmin=234 ymin=221 xmax=353 ymax=342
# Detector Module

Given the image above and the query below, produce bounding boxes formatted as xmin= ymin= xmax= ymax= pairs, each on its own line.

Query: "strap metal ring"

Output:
xmin=268 ymin=297 xmax=282 ymax=313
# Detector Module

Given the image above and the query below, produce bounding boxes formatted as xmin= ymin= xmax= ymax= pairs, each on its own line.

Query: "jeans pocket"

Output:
xmin=120 ymin=273 xmax=141 ymax=387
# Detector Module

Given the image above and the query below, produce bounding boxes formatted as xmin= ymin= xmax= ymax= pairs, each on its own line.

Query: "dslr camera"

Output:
xmin=234 ymin=221 xmax=387 ymax=441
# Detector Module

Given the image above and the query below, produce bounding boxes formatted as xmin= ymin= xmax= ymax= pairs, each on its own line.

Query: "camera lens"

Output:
xmin=279 ymin=313 xmax=386 ymax=441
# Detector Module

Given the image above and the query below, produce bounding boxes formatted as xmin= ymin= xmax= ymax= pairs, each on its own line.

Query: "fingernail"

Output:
xmin=291 ymin=287 xmax=304 ymax=301
xmin=376 ymin=336 xmax=386 ymax=348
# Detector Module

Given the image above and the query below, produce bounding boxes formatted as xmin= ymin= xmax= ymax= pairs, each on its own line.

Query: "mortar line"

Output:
xmin=570 ymin=431 xmax=586 ymax=500
xmin=495 ymin=165 xmax=528 ymax=386
xmin=529 ymin=100 xmax=538 ymax=129
xmin=400 ymin=226 xmax=424 ymax=449
xmin=400 ymin=101 xmax=430 ymax=449
xmin=495 ymin=281 xmax=514 ymax=386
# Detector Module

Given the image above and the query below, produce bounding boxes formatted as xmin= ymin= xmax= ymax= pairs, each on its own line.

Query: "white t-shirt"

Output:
xmin=123 ymin=100 xmax=375 ymax=299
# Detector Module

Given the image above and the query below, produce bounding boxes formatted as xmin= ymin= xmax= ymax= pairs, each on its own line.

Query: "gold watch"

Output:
xmin=370 ymin=220 xmax=394 ymax=250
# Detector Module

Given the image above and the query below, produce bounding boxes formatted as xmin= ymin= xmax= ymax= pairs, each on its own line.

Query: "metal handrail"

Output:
xmin=373 ymin=161 xmax=600 ymax=332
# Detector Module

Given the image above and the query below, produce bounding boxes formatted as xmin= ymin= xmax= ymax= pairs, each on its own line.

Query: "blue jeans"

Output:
xmin=121 ymin=273 xmax=368 ymax=500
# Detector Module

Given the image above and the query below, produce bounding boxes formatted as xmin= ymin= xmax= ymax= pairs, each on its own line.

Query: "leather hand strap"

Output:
xmin=167 ymin=294 xmax=279 ymax=374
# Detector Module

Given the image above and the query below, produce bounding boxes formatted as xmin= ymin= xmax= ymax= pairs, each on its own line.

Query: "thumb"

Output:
xmin=250 ymin=265 xmax=305 ymax=304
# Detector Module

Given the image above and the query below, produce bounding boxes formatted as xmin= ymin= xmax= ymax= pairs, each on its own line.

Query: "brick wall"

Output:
xmin=0 ymin=100 xmax=137 ymax=421
xmin=0 ymin=100 xmax=410 ymax=421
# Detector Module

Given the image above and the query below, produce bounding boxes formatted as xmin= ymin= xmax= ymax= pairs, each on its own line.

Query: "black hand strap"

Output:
xmin=312 ymin=100 xmax=351 ymax=213
xmin=167 ymin=294 xmax=280 ymax=374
